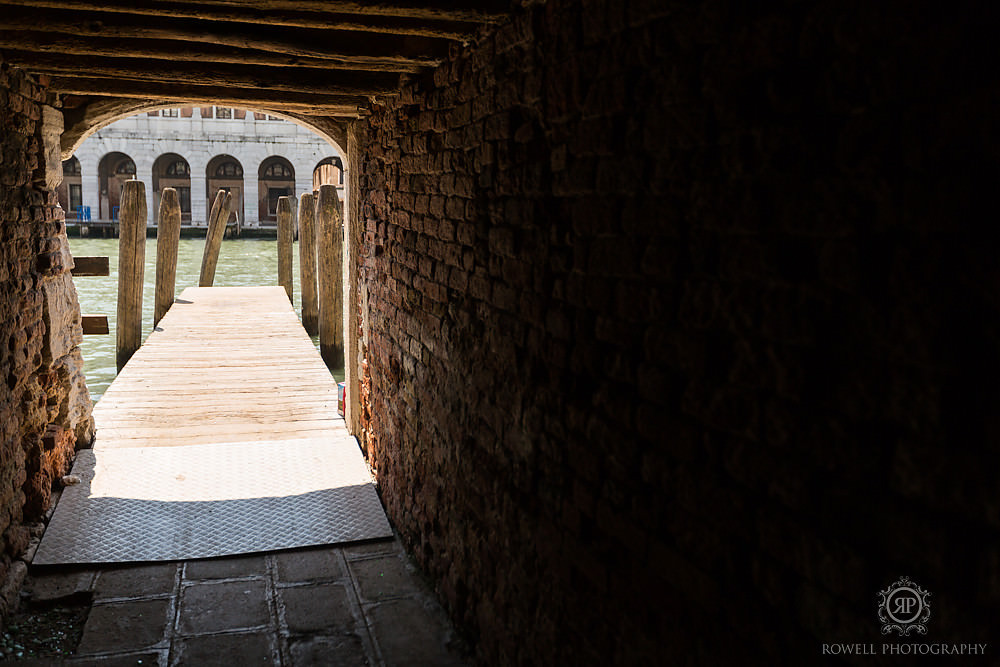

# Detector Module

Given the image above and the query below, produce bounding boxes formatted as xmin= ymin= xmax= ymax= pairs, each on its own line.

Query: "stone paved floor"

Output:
xmin=16 ymin=537 xmax=469 ymax=666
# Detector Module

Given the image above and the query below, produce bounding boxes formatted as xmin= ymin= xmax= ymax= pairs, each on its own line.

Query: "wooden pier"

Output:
xmin=34 ymin=285 xmax=388 ymax=565
xmin=95 ymin=285 xmax=342 ymax=447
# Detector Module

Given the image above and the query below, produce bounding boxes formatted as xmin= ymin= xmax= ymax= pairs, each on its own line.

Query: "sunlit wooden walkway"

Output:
xmin=34 ymin=285 xmax=391 ymax=565
xmin=95 ymin=285 xmax=341 ymax=447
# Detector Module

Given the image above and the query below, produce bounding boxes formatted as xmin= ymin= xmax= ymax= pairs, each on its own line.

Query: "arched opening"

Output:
xmin=258 ymin=156 xmax=295 ymax=225
xmin=58 ymin=156 xmax=83 ymax=220
xmin=152 ymin=153 xmax=192 ymax=224
xmin=313 ymin=156 xmax=344 ymax=189
xmin=206 ymin=154 xmax=244 ymax=225
xmin=97 ymin=152 xmax=136 ymax=220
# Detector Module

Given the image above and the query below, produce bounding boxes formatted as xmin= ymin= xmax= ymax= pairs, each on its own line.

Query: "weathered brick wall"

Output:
xmin=357 ymin=2 xmax=998 ymax=664
xmin=0 ymin=59 xmax=94 ymax=621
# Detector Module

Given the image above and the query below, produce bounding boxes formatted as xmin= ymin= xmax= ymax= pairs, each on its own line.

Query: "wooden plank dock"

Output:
xmin=34 ymin=285 xmax=391 ymax=565
xmin=94 ymin=285 xmax=342 ymax=447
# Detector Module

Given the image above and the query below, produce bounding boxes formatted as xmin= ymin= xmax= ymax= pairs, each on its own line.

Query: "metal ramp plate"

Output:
xmin=33 ymin=437 xmax=393 ymax=564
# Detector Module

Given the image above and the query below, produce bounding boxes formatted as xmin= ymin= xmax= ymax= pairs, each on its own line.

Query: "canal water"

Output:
xmin=67 ymin=237 xmax=344 ymax=402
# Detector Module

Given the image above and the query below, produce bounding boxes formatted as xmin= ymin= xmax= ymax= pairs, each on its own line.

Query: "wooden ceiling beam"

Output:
xmin=0 ymin=33 xmax=426 ymax=72
xmin=7 ymin=0 xmax=510 ymax=23
xmin=1 ymin=0 xmax=479 ymax=40
xmin=5 ymin=51 xmax=403 ymax=97
xmin=0 ymin=6 xmax=452 ymax=65
xmin=48 ymin=76 xmax=366 ymax=116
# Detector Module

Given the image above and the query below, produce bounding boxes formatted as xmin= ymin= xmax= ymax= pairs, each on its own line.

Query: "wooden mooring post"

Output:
xmin=199 ymin=189 xmax=232 ymax=287
xmin=116 ymin=180 xmax=146 ymax=371
xmin=154 ymin=187 xmax=181 ymax=327
xmin=317 ymin=184 xmax=343 ymax=369
xmin=277 ymin=196 xmax=294 ymax=303
xmin=298 ymin=192 xmax=319 ymax=335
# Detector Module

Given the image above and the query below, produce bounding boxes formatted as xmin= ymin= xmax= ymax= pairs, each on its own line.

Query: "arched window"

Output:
xmin=313 ymin=156 xmax=344 ymax=187
xmin=263 ymin=162 xmax=293 ymax=178
xmin=166 ymin=160 xmax=190 ymax=176
xmin=62 ymin=157 xmax=81 ymax=176
xmin=115 ymin=159 xmax=136 ymax=175
xmin=215 ymin=161 xmax=243 ymax=177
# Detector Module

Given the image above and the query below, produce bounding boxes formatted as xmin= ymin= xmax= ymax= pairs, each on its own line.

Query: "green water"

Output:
xmin=67 ymin=237 xmax=342 ymax=402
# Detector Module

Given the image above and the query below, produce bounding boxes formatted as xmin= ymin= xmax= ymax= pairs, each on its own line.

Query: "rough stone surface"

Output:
xmin=0 ymin=56 xmax=93 ymax=630
xmin=171 ymin=631 xmax=276 ymax=666
xmin=279 ymin=582 xmax=356 ymax=635
xmin=93 ymin=562 xmax=178 ymax=600
xmin=11 ymin=539 xmax=467 ymax=665
xmin=177 ymin=579 xmax=270 ymax=635
xmin=355 ymin=1 xmax=1000 ymax=664
xmin=75 ymin=598 xmax=170 ymax=654
xmin=273 ymin=546 xmax=345 ymax=583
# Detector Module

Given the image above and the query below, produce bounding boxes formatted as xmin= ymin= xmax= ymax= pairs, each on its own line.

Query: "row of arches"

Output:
xmin=61 ymin=152 xmax=344 ymax=225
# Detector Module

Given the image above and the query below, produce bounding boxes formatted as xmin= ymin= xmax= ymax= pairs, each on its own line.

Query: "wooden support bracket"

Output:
xmin=71 ymin=255 xmax=110 ymax=276
xmin=82 ymin=314 xmax=109 ymax=335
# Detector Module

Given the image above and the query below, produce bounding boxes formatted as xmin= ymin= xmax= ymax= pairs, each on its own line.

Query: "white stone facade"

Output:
xmin=67 ymin=107 xmax=343 ymax=227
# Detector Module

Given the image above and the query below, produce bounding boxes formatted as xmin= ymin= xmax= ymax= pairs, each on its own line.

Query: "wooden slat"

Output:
xmin=11 ymin=51 xmax=403 ymax=96
xmin=0 ymin=33 xmax=425 ymax=73
xmin=81 ymin=314 xmax=109 ymax=334
xmin=47 ymin=76 xmax=365 ymax=115
xmin=0 ymin=7 xmax=452 ymax=64
xmin=1 ymin=0 xmax=508 ymax=24
xmin=71 ymin=255 xmax=109 ymax=276
xmin=0 ymin=0 xmax=479 ymax=38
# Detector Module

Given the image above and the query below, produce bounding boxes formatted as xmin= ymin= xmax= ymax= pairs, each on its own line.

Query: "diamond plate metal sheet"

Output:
xmin=34 ymin=438 xmax=393 ymax=564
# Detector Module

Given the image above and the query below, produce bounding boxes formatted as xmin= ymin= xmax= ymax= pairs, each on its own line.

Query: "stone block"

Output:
xmin=76 ymin=598 xmax=170 ymax=655
xmin=183 ymin=554 xmax=266 ymax=581
xmin=348 ymin=555 xmax=422 ymax=604
xmin=273 ymin=547 xmax=344 ymax=583
xmin=289 ymin=634 xmax=369 ymax=667
xmin=367 ymin=598 xmax=466 ymax=667
xmin=279 ymin=583 xmax=358 ymax=635
xmin=23 ymin=567 xmax=95 ymax=602
xmin=171 ymin=631 xmax=276 ymax=667
xmin=94 ymin=563 xmax=178 ymax=600
xmin=177 ymin=580 xmax=270 ymax=636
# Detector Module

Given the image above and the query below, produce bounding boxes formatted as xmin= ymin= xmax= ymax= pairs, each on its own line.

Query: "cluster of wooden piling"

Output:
xmin=111 ymin=182 xmax=344 ymax=374
xmin=276 ymin=185 xmax=343 ymax=367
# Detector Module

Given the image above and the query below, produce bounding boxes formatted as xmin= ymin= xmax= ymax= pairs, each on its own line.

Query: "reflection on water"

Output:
xmin=68 ymin=237 xmax=343 ymax=402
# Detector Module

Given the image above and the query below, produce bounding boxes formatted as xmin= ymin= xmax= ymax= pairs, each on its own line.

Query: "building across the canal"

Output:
xmin=57 ymin=106 xmax=344 ymax=228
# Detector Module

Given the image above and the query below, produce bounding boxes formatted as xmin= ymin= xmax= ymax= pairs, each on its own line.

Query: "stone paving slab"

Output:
xmin=17 ymin=536 xmax=471 ymax=665
xmin=76 ymin=598 xmax=171 ymax=655
xmin=348 ymin=555 xmax=422 ymax=603
xmin=278 ymin=583 xmax=357 ymax=635
xmin=94 ymin=564 xmax=178 ymax=601
xmin=177 ymin=580 xmax=271 ymax=636
xmin=170 ymin=631 xmax=277 ymax=666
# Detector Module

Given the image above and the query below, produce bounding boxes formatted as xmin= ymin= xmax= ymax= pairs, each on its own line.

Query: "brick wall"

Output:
xmin=0 ymin=59 xmax=93 ymax=622
xmin=357 ymin=2 xmax=997 ymax=664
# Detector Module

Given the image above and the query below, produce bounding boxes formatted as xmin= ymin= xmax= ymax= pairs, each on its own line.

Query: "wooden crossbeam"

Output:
xmin=7 ymin=51 xmax=403 ymax=97
xmin=0 ymin=33 xmax=426 ymax=73
xmin=2 ymin=0 xmax=509 ymax=23
xmin=81 ymin=315 xmax=109 ymax=335
xmin=0 ymin=0 xmax=479 ymax=39
xmin=48 ymin=76 xmax=366 ymax=115
xmin=0 ymin=6 xmax=453 ymax=65
xmin=71 ymin=255 xmax=110 ymax=276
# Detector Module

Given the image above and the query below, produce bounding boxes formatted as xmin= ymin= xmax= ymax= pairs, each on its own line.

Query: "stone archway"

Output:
xmin=152 ymin=153 xmax=192 ymax=223
xmin=258 ymin=156 xmax=295 ymax=225
xmin=206 ymin=154 xmax=244 ymax=226
xmin=58 ymin=156 xmax=82 ymax=220
xmin=96 ymin=151 xmax=135 ymax=220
